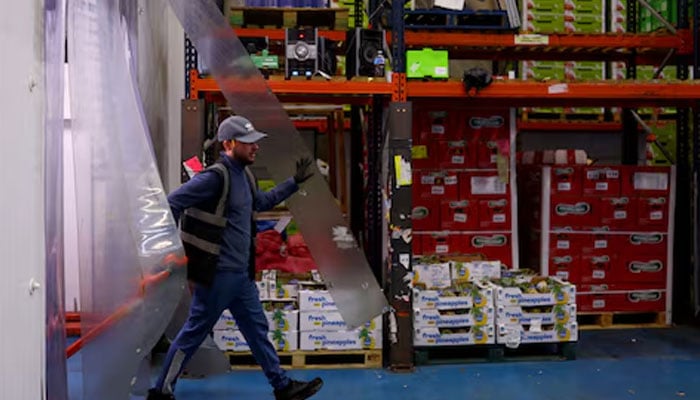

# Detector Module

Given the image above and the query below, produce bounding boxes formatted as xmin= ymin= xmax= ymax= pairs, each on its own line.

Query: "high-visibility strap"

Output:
xmin=180 ymin=231 xmax=221 ymax=254
xmin=207 ymin=163 xmax=230 ymax=217
xmin=183 ymin=208 xmax=227 ymax=227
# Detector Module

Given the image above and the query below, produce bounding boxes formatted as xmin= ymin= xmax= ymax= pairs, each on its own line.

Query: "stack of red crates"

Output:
xmin=518 ymin=153 xmax=674 ymax=317
xmin=411 ymin=106 xmax=516 ymax=268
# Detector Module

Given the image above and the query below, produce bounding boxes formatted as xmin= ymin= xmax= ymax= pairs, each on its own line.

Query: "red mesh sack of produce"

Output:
xmin=256 ymin=230 xmax=283 ymax=256
xmin=287 ymin=233 xmax=311 ymax=258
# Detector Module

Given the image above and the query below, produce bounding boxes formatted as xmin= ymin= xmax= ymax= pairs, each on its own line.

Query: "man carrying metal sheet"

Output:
xmin=147 ymin=115 xmax=322 ymax=400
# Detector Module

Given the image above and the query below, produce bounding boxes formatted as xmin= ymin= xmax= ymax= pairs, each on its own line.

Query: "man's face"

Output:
xmin=232 ymin=141 xmax=259 ymax=165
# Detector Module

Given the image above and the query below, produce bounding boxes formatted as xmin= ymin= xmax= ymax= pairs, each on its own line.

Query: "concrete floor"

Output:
xmin=67 ymin=326 xmax=700 ymax=400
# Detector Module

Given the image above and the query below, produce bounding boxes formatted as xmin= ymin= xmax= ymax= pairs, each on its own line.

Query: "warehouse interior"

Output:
xmin=1 ymin=0 xmax=700 ymax=399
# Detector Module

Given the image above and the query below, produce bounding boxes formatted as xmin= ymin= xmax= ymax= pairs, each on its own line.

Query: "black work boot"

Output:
xmin=146 ymin=388 xmax=175 ymax=400
xmin=274 ymin=377 xmax=324 ymax=400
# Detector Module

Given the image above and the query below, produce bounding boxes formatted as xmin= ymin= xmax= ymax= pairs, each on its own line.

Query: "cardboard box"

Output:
xmin=465 ymin=0 xmax=499 ymax=11
xmin=492 ymin=279 xmax=576 ymax=307
xmin=414 ymin=325 xmax=496 ymax=346
xmin=215 ymin=310 xmax=299 ymax=332
xmin=413 ymin=285 xmax=494 ymax=310
xmin=414 ymin=306 xmax=495 ymax=328
xmin=213 ymin=330 xmax=299 ymax=352
xmin=524 ymin=0 xmax=565 ymax=13
xmin=497 ymin=322 xmax=578 ymax=344
xmin=441 ymin=200 xmax=478 ymax=231
xmin=413 ymin=262 xmax=453 ymax=289
xmin=451 ymin=260 xmax=502 ymax=284
xmin=299 ymin=311 xmax=382 ymax=332
xmin=270 ymin=284 xmax=299 ymax=300
xmin=299 ymin=329 xmax=382 ymax=350
xmin=298 ymin=290 xmax=337 ymax=311
xmin=497 ymin=304 xmax=577 ymax=325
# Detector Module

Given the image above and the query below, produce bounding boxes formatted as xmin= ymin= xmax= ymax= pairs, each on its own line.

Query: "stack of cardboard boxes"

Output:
xmin=213 ymin=270 xmax=382 ymax=353
xmin=518 ymin=153 xmax=674 ymax=320
xmin=411 ymin=106 xmax=517 ymax=268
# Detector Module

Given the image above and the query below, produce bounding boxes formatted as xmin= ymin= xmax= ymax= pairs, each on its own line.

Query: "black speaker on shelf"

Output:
xmin=285 ymin=27 xmax=318 ymax=79
xmin=317 ymin=37 xmax=338 ymax=76
xmin=345 ymin=28 xmax=387 ymax=79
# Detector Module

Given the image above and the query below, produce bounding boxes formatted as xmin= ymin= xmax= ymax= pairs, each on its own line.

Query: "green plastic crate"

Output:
xmin=406 ymin=48 xmax=449 ymax=79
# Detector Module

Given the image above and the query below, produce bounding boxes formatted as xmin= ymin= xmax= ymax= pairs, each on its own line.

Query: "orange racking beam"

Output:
xmin=190 ymin=71 xmax=393 ymax=102
xmin=400 ymin=31 xmax=693 ymax=55
xmin=406 ymin=80 xmax=700 ymax=107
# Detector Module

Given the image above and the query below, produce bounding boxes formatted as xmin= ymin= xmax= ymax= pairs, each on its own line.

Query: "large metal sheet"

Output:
xmin=67 ymin=0 xmax=186 ymax=398
xmin=44 ymin=0 xmax=68 ymax=399
xmin=167 ymin=0 xmax=388 ymax=328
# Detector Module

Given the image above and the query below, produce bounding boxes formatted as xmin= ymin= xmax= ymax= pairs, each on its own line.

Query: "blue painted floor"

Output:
xmin=68 ymin=327 xmax=700 ymax=400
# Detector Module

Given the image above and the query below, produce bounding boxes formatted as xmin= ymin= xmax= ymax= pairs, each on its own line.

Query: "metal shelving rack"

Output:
xmin=184 ymin=0 xmax=699 ymax=369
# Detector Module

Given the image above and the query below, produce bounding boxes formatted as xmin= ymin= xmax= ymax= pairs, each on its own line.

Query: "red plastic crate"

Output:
xmin=413 ymin=170 xmax=459 ymax=200
xmin=437 ymin=140 xmax=476 ymax=169
xmin=440 ymin=200 xmax=478 ymax=231
xmin=637 ymin=196 xmax=669 ymax=230
xmin=599 ymin=197 xmax=637 ymax=230
xmin=620 ymin=166 xmax=671 ymax=197
xmin=551 ymin=166 xmax=583 ymax=196
xmin=549 ymin=254 xmax=581 ymax=284
xmin=550 ymin=195 xmax=599 ymax=229
xmin=477 ymin=198 xmax=510 ymax=230
xmin=412 ymin=200 xmax=441 ymax=231
xmin=460 ymin=171 xmax=509 ymax=198
xmin=577 ymin=284 xmax=666 ymax=312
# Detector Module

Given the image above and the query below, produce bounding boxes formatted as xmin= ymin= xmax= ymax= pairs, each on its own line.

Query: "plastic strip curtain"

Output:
xmin=67 ymin=1 xmax=186 ymax=399
xmin=45 ymin=0 xmax=68 ymax=399
xmin=167 ymin=0 xmax=388 ymax=328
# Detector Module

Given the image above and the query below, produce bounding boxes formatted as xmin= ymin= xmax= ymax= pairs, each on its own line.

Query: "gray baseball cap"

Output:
xmin=217 ymin=115 xmax=268 ymax=143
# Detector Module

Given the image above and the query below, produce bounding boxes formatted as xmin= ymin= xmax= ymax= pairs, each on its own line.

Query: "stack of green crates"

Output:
xmin=611 ymin=62 xmax=679 ymax=115
xmin=639 ymin=0 xmax=677 ymax=31
xmin=521 ymin=0 xmax=605 ymax=115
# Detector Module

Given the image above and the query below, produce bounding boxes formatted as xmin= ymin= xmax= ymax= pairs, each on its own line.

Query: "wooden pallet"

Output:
xmin=226 ymin=349 xmax=382 ymax=370
xmin=415 ymin=342 xmax=576 ymax=365
xmin=577 ymin=311 xmax=668 ymax=330
xmin=227 ymin=7 xmax=349 ymax=30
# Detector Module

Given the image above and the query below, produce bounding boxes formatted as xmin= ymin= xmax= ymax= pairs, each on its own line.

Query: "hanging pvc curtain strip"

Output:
xmin=167 ymin=0 xmax=388 ymax=329
xmin=67 ymin=0 xmax=186 ymax=398
xmin=45 ymin=0 xmax=68 ymax=398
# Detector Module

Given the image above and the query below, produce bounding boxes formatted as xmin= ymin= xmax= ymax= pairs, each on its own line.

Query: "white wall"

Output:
xmin=0 ymin=0 xmax=47 ymax=398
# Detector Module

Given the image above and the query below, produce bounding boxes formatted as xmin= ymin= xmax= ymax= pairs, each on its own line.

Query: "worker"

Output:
xmin=147 ymin=115 xmax=322 ymax=400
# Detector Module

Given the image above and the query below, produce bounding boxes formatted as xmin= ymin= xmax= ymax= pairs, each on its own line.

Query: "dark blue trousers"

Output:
xmin=154 ymin=270 xmax=289 ymax=394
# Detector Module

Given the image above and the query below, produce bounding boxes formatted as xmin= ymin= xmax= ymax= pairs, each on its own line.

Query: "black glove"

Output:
xmin=294 ymin=157 xmax=314 ymax=184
